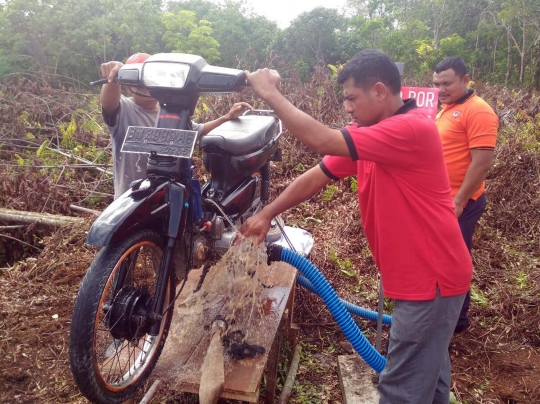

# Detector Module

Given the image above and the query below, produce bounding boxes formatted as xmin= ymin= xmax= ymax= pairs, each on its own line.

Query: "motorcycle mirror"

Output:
xmin=118 ymin=66 xmax=142 ymax=86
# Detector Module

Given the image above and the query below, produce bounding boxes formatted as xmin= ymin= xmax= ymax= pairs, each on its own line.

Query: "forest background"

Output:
xmin=0 ymin=0 xmax=539 ymax=403
xmin=1 ymin=0 xmax=540 ymax=88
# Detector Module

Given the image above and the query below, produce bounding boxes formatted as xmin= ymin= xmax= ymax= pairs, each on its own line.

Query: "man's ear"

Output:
xmin=463 ymin=74 xmax=470 ymax=86
xmin=372 ymin=82 xmax=387 ymax=99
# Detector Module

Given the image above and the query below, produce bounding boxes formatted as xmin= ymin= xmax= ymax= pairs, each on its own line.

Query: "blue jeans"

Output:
xmin=456 ymin=193 xmax=486 ymax=330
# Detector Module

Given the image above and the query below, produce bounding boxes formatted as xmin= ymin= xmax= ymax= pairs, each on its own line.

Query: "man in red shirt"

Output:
xmin=242 ymin=50 xmax=472 ymax=403
xmin=433 ymin=57 xmax=498 ymax=333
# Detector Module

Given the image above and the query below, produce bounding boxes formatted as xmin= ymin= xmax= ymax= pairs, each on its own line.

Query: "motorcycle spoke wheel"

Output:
xmin=69 ymin=230 xmax=174 ymax=404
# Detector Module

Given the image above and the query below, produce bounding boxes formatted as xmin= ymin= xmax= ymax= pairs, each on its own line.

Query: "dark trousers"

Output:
xmin=456 ymin=193 xmax=486 ymax=330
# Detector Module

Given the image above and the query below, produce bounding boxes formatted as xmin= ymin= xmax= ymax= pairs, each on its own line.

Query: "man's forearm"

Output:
xmin=201 ymin=115 xmax=229 ymax=136
xmin=454 ymin=149 xmax=493 ymax=206
xmin=454 ymin=166 xmax=489 ymax=206
xmin=100 ymin=82 xmax=122 ymax=116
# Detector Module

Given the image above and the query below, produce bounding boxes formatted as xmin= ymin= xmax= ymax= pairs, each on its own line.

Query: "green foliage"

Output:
xmin=85 ymin=196 xmax=103 ymax=207
xmin=15 ymin=153 xmax=25 ymax=165
xmin=206 ymin=2 xmax=278 ymax=68
xmin=166 ymin=0 xmax=279 ymax=68
xmin=439 ymin=34 xmax=467 ymax=59
xmin=449 ymin=392 xmax=462 ymax=404
xmin=348 ymin=177 xmax=358 ymax=192
xmin=322 ymin=184 xmax=337 ymax=201
xmin=36 ymin=139 xmax=51 ymax=158
xmin=0 ymin=0 xmax=163 ymax=82
xmin=330 ymin=248 xmax=356 ymax=278
xmin=473 ymin=380 xmax=490 ymax=397
xmin=515 ymin=271 xmax=528 ymax=289
xmin=414 ymin=40 xmax=440 ymax=73
xmin=293 ymin=60 xmax=311 ymax=82
xmin=59 ymin=117 xmax=77 ymax=150
xmin=470 ymin=286 xmax=488 ymax=309
xmin=0 ymin=0 xmax=539 ymax=86
xmin=277 ymin=7 xmax=347 ymax=68
xmin=288 ymin=342 xmax=326 ymax=403
xmin=326 ymin=63 xmax=341 ymax=80
xmin=162 ymin=10 xmax=220 ymax=63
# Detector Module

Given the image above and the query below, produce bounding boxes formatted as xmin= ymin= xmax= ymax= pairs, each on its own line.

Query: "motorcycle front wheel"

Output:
xmin=69 ymin=229 xmax=175 ymax=404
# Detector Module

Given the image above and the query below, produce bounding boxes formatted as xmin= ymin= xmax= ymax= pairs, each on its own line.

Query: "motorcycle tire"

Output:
xmin=69 ymin=229 xmax=175 ymax=404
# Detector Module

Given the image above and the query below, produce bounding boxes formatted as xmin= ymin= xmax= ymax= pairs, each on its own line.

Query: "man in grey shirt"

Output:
xmin=100 ymin=52 xmax=253 ymax=199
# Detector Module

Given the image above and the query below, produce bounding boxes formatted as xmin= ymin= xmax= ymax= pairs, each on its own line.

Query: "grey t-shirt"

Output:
xmin=103 ymin=96 xmax=203 ymax=199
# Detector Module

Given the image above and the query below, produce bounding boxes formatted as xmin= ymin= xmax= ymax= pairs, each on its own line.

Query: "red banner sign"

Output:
xmin=401 ymin=87 xmax=439 ymax=121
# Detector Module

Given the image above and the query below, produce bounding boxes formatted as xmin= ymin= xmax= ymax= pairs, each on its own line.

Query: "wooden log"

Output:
xmin=139 ymin=380 xmax=161 ymax=404
xmin=278 ymin=343 xmax=302 ymax=404
xmin=199 ymin=320 xmax=227 ymax=404
xmin=69 ymin=204 xmax=101 ymax=216
xmin=0 ymin=225 xmax=25 ymax=230
xmin=0 ymin=208 xmax=84 ymax=227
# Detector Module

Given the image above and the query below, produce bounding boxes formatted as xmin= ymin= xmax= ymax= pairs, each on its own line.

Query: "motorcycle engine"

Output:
xmin=174 ymin=233 xmax=207 ymax=279
xmin=204 ymin=214 xmax=238 ymax=257
xmin=214 ymin=228 xmax=238 ymax=256
xmin=191 ymin=234 xmax=208 ymax=267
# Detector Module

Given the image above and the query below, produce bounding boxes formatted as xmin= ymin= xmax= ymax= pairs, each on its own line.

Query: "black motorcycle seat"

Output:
xmin=200 ymin=115 xmax=276 ymax=155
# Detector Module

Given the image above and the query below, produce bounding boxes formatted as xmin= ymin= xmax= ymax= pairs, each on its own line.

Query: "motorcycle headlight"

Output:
xmin=142 ymin=62 xmax=190 ymax=89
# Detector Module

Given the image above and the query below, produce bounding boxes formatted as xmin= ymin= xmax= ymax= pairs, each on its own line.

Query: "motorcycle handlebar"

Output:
xmin=90 ymin=77 xmax=118 ymax=86
xmin=90 ymin=71 xmax=246 ymax=91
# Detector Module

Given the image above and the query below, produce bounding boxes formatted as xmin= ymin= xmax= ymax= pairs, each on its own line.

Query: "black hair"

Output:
xmin=337 ymin=49 xmax=401 ymax=95
xmin=434 ymin=57 xmax=468 ymax=78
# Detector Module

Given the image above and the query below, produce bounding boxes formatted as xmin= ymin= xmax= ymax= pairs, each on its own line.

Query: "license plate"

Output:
xmin=122 ymin=126 xmax=198 ymax=158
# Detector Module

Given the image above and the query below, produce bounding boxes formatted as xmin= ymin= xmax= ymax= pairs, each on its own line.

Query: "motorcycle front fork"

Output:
xmin=148 ymin=181 xmax=188 ymax=336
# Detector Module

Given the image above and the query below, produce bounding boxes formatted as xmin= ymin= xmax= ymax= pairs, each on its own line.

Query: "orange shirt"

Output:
xmin=436 ymin=91 xmax=498 ymax=200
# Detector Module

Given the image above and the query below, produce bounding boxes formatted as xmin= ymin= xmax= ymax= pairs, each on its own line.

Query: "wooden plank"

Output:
xmin=263 ymin=308 xmax=286 ymax=404
xmin=152 ymin=261 xmax=297 ymax=403
xmin=337 ymin=355 xmax=380 ymax=404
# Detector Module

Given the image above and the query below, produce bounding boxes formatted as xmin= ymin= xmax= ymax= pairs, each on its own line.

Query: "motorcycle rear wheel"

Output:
xmin=69 ymin=229 xmax=175 ymax=404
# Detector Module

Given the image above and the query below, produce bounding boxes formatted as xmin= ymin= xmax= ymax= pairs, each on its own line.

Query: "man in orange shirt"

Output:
xmin=433 ymin=57 xmax=499 ymax=333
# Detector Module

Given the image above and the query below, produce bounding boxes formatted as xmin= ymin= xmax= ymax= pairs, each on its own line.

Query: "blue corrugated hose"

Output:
xmin=296 ymin=275 xmax=392 ymax=325
xmin=276 ymin=246 xmax=387 ymax=373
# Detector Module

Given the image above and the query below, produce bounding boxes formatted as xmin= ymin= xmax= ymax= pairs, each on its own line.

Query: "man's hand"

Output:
xmin=453 ymin=199 xmax=465 ymax=218
xmin=101 ymin=61 xmax=124 ymax=83
xmin=240 ymin=209 xmax=273 ymax=245
xmin=226 ymin=102 xmax=253 ymax=120
xmin=200 ymin=102 xmax=254 ymax=136
xmin=245 ymin=69 xmax=281 ymax=99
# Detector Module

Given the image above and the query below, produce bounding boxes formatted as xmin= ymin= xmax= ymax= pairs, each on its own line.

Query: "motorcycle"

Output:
xmin=68 ymin=53 xmax=284 ymax=404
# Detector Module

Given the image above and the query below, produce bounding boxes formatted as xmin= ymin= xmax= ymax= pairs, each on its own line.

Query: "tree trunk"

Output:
xmin=534 ymin=48 xmax=540 ymax=90
xmin=430 ymin=0 xmax=447 ymax=51
xmin=519 ymin=23 xmax=525 ymax=83
xmin=505 ymin=25 xmax=512 ymax=87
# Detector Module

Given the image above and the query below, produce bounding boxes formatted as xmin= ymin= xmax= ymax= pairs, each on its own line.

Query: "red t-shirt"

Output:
xmin=320 ymin=100 xmax=472 ymax=300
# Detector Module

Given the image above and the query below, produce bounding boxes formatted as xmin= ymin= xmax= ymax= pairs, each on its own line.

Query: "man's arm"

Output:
xmin=100 ymin=61 xmax=124 ymax=119
xmin=200 ymin=102 xmax=253 ymax=136
xmin=240 ymin=165 xmax=332 ymax=244
xmin=453 ymin=149 xmax=494 ymax=216
xmin=246 ymin=69 xmax=349 ymax=157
